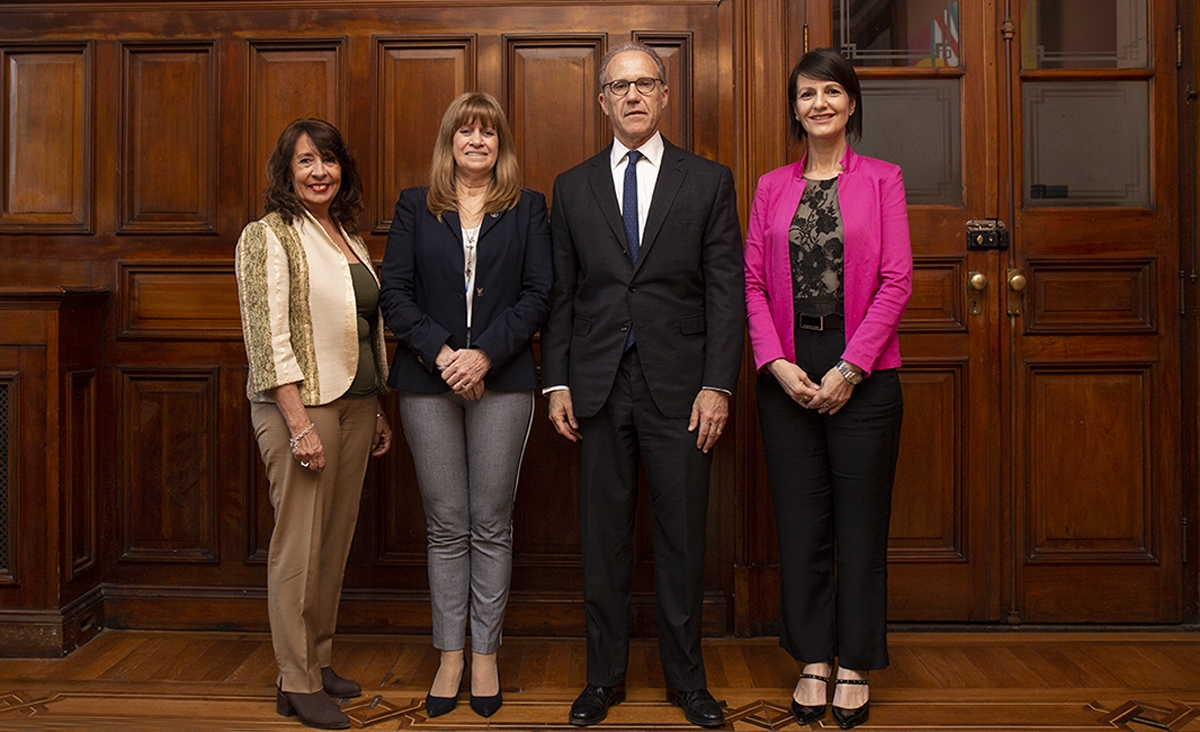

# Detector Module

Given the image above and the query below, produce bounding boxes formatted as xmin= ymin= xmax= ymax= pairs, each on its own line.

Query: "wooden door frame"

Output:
xmin=1182 ymin=0 xmax=1200 ymax=623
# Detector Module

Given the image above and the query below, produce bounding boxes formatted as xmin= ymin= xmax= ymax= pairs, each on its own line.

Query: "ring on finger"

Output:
xmin=301 ymin=461 xmax=310 ymax=468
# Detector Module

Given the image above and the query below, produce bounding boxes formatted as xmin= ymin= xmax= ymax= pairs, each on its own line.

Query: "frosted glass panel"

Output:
xmin=856 ymin=79 xmax=961 ymax=206
xmin=1023 ymin=81 xmax=1148 ymax=207
xmin=1023 ymin=0 xmax=1148 ymax=69
xmin=834 ymin=0 xmax=961 ymax=67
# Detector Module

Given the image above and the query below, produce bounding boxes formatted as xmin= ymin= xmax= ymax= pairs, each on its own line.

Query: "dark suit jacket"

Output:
xmin=542 ymin=139 xmax=745 ymax=419
xmin=380 ymin=186 xmax=552 ymax=393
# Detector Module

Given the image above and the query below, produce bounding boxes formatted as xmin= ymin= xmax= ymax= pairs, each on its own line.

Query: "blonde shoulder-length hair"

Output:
xmin=426 ymin=92 xmax=521 ymax=220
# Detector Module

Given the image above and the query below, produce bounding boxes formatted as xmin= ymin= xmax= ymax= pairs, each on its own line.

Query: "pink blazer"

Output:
xmin=744 ymin=146 xmax=912 ymax=377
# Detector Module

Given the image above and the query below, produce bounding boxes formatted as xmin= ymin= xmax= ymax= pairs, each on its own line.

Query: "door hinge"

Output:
xmin=1178 ymin=25 xmax=1183 ymax=68
xmin=1184 ymin=516 xmax=1189 ymax=564
xmin=1182 ymin=271 xmax=1188 ymax=316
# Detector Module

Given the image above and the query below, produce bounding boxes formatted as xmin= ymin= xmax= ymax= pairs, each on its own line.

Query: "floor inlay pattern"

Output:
xmin=2 ymin=631 xmax=1199 ymax=731
xmin=1 ymin=687 xmax=1199 ymax=730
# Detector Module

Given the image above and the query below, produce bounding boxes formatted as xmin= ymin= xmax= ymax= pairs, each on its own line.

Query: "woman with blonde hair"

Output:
xmin=380 ymin=92 xmax=551 ymax=719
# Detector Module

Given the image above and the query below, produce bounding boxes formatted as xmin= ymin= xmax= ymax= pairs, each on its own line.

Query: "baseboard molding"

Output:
xmin=100 ymin=584 xmax=729 ymax=637
xmin=0 ymin=585 xmax=103 ymax=657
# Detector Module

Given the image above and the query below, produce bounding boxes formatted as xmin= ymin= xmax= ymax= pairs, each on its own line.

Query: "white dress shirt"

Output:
xmin=610 ymin=131 xmax=664 ymax=242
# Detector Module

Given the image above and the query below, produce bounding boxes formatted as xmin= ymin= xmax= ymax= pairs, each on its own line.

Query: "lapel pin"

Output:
xmin=476 ymin=287 xmax=484 ymax=296
xmin=490 ymin=212 xmax=500 ymax=218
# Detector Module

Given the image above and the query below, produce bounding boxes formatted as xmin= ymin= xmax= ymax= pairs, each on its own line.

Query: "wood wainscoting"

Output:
xmin=0 ymin=0 xmax=1196 ymax=653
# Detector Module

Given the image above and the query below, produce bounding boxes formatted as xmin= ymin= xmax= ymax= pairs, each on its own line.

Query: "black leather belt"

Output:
xmin=796 ymin=312 xmax=843 ymax=331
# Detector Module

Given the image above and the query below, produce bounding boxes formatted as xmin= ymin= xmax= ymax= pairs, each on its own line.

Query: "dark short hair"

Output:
xmin=264 ymin=118 xmax=363 ymax=230
xmin=787 ymin=48 xmax=863 ymax=142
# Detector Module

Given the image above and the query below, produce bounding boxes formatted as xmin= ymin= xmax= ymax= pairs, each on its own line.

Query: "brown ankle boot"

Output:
xmin=276 ymin=687 xmax=350 ymax=729
xmin=321 ymin=667 xmax=362 ymax=699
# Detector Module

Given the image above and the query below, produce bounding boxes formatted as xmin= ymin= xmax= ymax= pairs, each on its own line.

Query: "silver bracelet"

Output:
xmin=289 ymin=423 xmax=315 ymax=453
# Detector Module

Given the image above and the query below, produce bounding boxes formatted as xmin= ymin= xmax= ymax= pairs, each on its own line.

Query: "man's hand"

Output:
xmin=548 ymin=389 xmax=582 ymax=442
xmin=688 ymin=388 xmax=729 ymax=453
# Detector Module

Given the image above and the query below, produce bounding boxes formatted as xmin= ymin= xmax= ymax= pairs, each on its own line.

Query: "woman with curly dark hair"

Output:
xmin=235 ymin=118 xmax=392 ymax=730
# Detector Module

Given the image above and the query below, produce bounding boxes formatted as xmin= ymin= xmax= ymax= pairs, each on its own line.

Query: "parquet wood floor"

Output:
xmin=1 ymin=630 xmax=1199 ymax=730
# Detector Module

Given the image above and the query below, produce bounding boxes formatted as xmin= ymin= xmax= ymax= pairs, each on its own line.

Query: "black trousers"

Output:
xmin=577 ymin=346 xmax=713 ymax=691
xmin=755 ymin=325 xmax=903 ymax=670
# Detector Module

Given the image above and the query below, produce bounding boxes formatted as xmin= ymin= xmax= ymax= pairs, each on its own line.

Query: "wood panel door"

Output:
xmin=822 ymin=0 xmax=1183 ymax=623
xmin=1008 ymin=0 xmax=1181 ymax=622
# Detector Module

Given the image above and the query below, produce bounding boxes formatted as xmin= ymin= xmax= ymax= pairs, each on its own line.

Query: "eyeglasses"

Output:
xmin=602 ymin=77 xmax=662 ymax=97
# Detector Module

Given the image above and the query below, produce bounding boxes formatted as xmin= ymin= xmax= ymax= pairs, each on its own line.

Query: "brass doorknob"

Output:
xmin=1008 ymin=272 xmax=1027 ymax=291
xmin=969 ymin=272 xmax=988 ymax=291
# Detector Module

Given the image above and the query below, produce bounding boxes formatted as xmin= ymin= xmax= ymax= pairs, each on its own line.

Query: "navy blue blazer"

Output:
xmin=380 ymin=187 xmax=552 ymax=393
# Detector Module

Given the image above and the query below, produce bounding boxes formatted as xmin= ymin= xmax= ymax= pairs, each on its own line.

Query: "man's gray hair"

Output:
xmin=599 ymin=42 xmax=667 ymax=87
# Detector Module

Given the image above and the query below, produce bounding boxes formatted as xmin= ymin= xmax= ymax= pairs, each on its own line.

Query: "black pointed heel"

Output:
xmin=424 ymin=692 xmax=458 ymax=717
xmin=831 ymin=678 xmax=869 ymax=730
xmin=791 ymin=671 xmax=829 ymax=725
xmin=470 ymin=690 xmax=503 ymax=717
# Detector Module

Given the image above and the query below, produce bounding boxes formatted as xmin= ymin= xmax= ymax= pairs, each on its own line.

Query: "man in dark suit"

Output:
xmin=541 ymin=42 xmax=744 ymax=729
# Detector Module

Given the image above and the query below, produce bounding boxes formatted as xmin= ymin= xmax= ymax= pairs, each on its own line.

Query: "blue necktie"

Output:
xmin=622 ymin=150 xmax=642 ymax=350
xmin=623 ymin=150 xmax=642 ymax=266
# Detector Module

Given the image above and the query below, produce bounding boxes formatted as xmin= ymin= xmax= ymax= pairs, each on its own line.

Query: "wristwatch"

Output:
xmin=835 ymin=359 xmax=863 ymax=385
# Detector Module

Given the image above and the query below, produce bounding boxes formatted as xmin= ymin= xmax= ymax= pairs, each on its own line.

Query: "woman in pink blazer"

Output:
xmin=744 ymin=48 xmax=912 ymax=731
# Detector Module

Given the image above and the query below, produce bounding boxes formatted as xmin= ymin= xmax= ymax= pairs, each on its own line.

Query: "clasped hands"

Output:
xmin=436 ymin=344 xmax=491 ymax=400
xmin=767 ymin=359 xmax=855 ymax=415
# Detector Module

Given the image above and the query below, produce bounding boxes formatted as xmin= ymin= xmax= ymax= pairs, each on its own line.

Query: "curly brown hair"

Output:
xmin=264 ymin=118 xmax=363 ymax=229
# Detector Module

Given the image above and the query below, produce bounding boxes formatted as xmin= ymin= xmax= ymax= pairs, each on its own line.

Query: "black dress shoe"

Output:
xmin=277 ymin=687 xmax=350 ymax=730
xmin=666 ymin=687 xmax=726 ymax=728
xmin=569 ymin=684 xmax=626 ymax=726
xmin=470 ymin=690 xmax=503 ymax=717
xmin=320 ymin=667 xmax=362 ymax=699
xmin=424 ymin=692 xmax=458 ymax=718
xmin=832 ymin=678 xmax=869 ymax=730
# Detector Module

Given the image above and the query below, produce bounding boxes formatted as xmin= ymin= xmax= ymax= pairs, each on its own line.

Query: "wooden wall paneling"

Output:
xmin=247 ymin=38 xmax=345 ymax=222
xmin=117 ymin=262 xmax=242 ymax=340
xmin=0 ymin=43 xmax=92 ymax=233
xmin=633 ymin=32 xmax=693 ymax=151
xmin=503 ymin=34 xmax=605 ymax=207
xmin=372 ymin=407 xmax=428 ymax=567
xmin=731 ymin=0 xmax=797 ymax=635
xmin=0 ymin=0 xmax=747 ymax=639
xmin=373 ymin=35 xmax=475 ymax=233
xmin=118 ymin=366 xmax=220 ymax=563
xmin=0 ymin=368 xmax=18 ymax=588
xmin=245 ymin=418 xmax=272 ymax=564
xmin=119 ymin=42 xmax=218 ymax=235
xmin=65 ymin=369 xmax=98 ymax=582
xmin=0 ymin=289 xmax=106 ymax=656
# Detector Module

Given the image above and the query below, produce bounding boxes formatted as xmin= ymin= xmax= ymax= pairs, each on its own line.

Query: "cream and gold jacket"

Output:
xmin=235 ymin=210 xmax=388 ymax=405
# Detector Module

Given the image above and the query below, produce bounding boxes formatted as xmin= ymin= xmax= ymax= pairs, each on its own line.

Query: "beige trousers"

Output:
xmin=252 ymin=397 xmax=376 ymax=693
